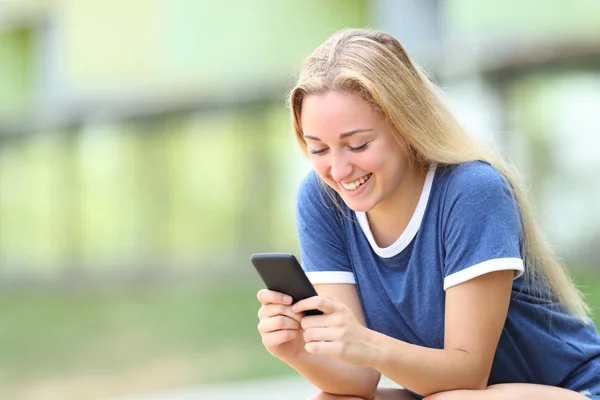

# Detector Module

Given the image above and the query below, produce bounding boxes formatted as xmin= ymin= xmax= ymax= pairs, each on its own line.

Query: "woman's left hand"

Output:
xmin=292 ymin=295 xmax=379 ymax=367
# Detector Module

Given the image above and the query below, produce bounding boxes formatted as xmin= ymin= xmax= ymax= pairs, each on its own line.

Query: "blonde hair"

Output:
xmin=288 ymin=28 xmax=590 ymax=320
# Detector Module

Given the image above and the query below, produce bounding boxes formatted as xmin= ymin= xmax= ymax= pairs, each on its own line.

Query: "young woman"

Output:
xmin=256 ymin=28 xmax=600 ymax=400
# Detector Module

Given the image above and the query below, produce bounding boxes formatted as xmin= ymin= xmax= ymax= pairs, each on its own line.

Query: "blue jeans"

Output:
xmin=579 ymin=378 xmax=600 ymax=398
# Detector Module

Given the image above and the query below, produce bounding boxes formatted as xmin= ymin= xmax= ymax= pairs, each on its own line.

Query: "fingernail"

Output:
xmin=283 ymin=295 xmax=292 ymax=304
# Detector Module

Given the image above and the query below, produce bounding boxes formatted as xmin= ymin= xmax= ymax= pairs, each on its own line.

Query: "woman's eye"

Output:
xmin=349 ymin=142 xmax=370 ymax=152
xmin=309 ymin=148 xmax=328 ymax=155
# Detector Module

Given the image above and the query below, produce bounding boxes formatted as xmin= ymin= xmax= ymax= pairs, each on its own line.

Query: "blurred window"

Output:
xmin=0 ymin=27 xmax=35 ymax=121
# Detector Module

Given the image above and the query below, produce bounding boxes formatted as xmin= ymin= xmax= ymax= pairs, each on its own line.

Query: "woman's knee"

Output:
xmin=423 ymin=391 xmax=463 ymax=400
xmin=424 ymin=383 xmax=589 ymax=400
xmin=307 ymin=388 xmax=419 ymax=400
xmin=307 ymin=391 xmax=367 ymax=400
xmin=423 ymin=388 xmax=491 ymax=400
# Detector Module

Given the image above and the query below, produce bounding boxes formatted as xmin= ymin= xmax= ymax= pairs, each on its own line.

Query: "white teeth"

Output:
xmin=341 ymin=174 xmax=371 ymax=191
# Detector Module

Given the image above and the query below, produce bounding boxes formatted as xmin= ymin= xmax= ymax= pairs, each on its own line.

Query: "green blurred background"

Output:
xmin=0 ymin=0 xmax=599 ymax=399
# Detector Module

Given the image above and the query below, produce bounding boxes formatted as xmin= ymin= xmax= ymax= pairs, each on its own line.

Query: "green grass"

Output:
xmin=0 ymin=282 xmax=294 ymax=399
xmin=0 ymin=270 xmax=599 ymax=399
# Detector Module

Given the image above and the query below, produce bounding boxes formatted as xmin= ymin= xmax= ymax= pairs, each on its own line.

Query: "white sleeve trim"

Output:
xmin=444 ymin=258 xmax=524 ymax=291
xmin=305 ymin=271 xmax=356 ymax=285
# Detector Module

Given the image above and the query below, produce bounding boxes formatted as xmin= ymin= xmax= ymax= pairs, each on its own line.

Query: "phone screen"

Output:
xmin=251 ymin=253 xmax=323 ymax=315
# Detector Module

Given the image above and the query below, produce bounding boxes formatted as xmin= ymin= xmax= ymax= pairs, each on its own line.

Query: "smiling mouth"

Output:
xmin=340 ymin=173 xmax=372 ymax=191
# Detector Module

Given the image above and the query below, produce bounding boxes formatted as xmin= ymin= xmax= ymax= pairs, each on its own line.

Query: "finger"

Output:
xmin=300 ymin=313 xmax=328 ymax=329
xmin=293 ymin=295 xmax=337 ymax=315
xmin=258 ymin=304 xmax=303 ymax=323
xmin=305 ymin=340 xmax=342 ymax=357
xmin=262 ymin=329 xmax=299 ymax=348
xmin=257 ymin=289 xmax=293 ymax=305
xmin=303 ymin=327 xmax=337 ymax=343
xmin=301 ymin=311 xmax=346 ymax=329
xmin=257 ymin=315 xmax=301 ymax=334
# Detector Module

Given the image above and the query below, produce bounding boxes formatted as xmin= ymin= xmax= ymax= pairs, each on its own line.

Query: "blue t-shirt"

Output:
xmin=296 ymin=161 xmax=600 ymax=396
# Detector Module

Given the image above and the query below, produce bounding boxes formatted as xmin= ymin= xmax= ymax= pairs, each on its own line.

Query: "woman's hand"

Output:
xmin=257 ymin=289 xmax=305 ymax=361
xmin=293 ymin=295 xmax=379 ymax=367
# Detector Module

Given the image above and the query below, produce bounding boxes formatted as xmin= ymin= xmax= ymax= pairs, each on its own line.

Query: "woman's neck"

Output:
xmin=365 ymin=163 xmax=428 ymax=248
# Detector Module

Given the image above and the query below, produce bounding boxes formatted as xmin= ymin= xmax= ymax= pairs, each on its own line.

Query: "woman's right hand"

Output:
xmin=257 ymin=289 xmax=305 ymax=361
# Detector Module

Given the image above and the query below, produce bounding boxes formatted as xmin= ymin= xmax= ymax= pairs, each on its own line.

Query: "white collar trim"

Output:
xmin=356 ymin=164 xmax=436 ymax=258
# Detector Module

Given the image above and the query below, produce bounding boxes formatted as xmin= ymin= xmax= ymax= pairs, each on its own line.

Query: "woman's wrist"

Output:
xmin=366 ymin=329 xmax=389 ymax=370
xmin=279 ymin=341 xmax=309 ymax=365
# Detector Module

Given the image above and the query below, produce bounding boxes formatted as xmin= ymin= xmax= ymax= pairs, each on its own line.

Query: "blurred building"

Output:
xmin=0 ymin=0 xmax=599 ymax=287
xmin=0 ymin=0 xmax=367 ymax=284
xmin=378 ymin=0 xmax=600 ymax=265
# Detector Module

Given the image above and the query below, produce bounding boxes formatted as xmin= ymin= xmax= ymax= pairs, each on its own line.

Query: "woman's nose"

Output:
xmin=329 ymin=151 xmax=352 ymax=182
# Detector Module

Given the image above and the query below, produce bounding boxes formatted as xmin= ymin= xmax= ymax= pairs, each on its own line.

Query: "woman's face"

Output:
xmin=300 ymin=91 xmax=411 ymax=213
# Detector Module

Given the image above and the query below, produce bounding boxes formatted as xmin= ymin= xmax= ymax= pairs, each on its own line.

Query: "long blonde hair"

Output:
xmin=288 ymin=28 xmax=590 ymax=320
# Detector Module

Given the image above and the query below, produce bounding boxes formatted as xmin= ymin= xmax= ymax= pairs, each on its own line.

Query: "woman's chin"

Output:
xmin=342 ymin=199 xmax=373 ymax=213
xmin=329 ymin=184 xmax=375 ymax=212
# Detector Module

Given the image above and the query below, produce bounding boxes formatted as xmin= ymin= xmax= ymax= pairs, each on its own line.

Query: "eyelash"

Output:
xmin=350 ymin=142 xmax=370 ymax=152
xmin=309 ymin=142 xmax=371 ymax=156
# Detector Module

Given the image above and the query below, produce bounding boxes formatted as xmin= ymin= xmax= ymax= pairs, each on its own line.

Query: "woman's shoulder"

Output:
xmin=297 ymin=169 xmax=345 ymax=217
xmin=297 ymin=169 xmax=323 ymax=205
xmin=439 ymin=160 xmax=510 ymax=197
xmin=448 ymin=160 xmax=505 ymax=183
xmin=298 ymin=169 xmax=320 ymax=194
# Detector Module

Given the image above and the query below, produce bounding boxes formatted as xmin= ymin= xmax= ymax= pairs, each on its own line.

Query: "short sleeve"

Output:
xmin=296 ymin=171 xmax=355 ymax=285
xmin=442 ymin=162 xmax=524 ymax=291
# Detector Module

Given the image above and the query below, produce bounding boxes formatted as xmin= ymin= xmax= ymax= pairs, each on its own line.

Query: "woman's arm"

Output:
xmin=295 ymin=270 xmax=513 ymax=397
xmin=371 ymin=270 xmax=513 ymax=396
xmin=287 ymin=283 xmax=381 ymax=399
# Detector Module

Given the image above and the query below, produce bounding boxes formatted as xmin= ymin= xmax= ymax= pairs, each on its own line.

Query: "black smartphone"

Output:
xmin=251 ymin=253 xmax=323 ymax=316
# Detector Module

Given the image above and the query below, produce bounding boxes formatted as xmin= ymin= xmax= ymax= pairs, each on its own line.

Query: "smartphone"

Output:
xmin=251 ymin=253 xmax=323 ymax=316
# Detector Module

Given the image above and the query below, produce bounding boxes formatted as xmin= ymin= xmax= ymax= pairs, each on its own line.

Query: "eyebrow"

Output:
xmin=303 ymin=128 xmax=374 ymax=141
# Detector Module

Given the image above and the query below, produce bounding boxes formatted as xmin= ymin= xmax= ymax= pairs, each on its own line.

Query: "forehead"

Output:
xmin=301 ymin=92 xmax=381 ymax=136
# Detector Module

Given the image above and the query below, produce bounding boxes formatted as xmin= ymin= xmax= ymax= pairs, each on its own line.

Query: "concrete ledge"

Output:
xmin=110 ymin=375 xmax=399 ymax=400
